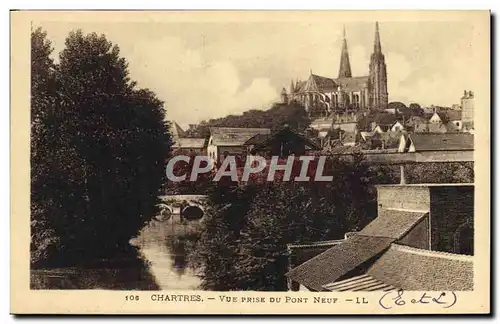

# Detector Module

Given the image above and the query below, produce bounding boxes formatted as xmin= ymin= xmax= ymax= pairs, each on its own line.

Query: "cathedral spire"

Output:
xmin=374 ymin=21 xmax=382 ymax=54
xmin=369 ymin=21 xmax=388 ymax=111
xmin=338 ymin=25 xmax=352 ymax=78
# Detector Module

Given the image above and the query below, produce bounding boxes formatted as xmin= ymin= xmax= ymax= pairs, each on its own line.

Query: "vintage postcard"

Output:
xmin=11 ymin=10 xmax=491 ymax=315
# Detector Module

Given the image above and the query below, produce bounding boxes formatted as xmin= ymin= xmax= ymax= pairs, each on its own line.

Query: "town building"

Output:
xmin=286 ymin=183 xmax=474 ymax=292
xmin=245 ymin=125 xmax=321 ymax=157
xmin=461 ymin=90 xmax=474 ymax=129
xmin=400 ymin=133 xmax=474 ymax=153
xmin=284 ymin=22 xmax=389 ymax=119
xmin=206 ymin=127 xmax=271 ymax=164
xmin=170 ymin=121 xmax=206 ymax=155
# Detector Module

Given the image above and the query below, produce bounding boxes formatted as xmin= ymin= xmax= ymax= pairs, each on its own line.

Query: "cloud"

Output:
xmin=37 ymin=20 xmax=482 ymax=126
xmin=116 ymin=36 xmax=279 ymax=128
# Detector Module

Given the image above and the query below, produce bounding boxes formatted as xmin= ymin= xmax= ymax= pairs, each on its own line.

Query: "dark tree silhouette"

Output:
xmin=30 ymin=29 xmax=172 ymax=267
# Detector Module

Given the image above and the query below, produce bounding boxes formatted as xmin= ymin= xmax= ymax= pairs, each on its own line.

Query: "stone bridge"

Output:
xmin=154 ymin=194 xmax=208 ymax=227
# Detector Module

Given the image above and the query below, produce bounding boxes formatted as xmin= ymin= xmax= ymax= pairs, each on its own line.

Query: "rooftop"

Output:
xmin=172 ymin=137 xmax=205 ymax=149
xmin=285 ymin=234 xmax=395 ymax=291
xmin=409 ymin=133 xmax=474 ymax=151
xmin=366 ymin=244 xmax=474 ymax=291
xmin=359 ymin=210 xmax=428 ymax=240
xmin=209 ymin=127 xmax=271 ymax=146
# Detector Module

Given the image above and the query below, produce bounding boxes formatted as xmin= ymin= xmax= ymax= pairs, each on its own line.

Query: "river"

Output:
xmin=30 ymin=216 xmax=203 ymax=290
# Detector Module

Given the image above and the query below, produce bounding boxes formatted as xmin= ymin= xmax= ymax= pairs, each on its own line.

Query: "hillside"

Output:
xmin=185 ymin=102 xmax=311 ymax=138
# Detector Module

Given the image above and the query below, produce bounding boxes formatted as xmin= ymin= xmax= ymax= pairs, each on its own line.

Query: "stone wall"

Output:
xmin=430 ymin=186 xmax=474 ymax=254
xmin=377 ymin=186 xmax=430 ymax=215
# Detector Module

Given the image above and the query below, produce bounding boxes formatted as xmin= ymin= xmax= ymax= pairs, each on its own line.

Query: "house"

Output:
xmin=405 ymin=116 xmax=428 ymax=133
xmin=286 ymin=183 xmax=474 ymax=292
xmin=170 ymin=121 xmax=206 ymax=155
xmin=427 ymin=109 xmax=464 ymax=133
xmin=428 ymin=122 xmax=448 ymax=133
xmin=245 ymin=126 xmax=321 ymax=157
xmin=339 ymin=131 xmax=357 ymax=147
xmin=172 ymin=138 xmax=206 ymax=155
xmin=309 ymin=117 xmax=334 ymax=138
xmin=402 ymin=133 xmax=474 ymax=153
xmin=445 ymin=110 xmax=463 ymax=132
xmin=170 ymin=121 xmax=187 ymax=139
xmin=206 ymin=127 xmax=271 ymax=164
xmin=390 ymin=120 xmax=404 ymax=132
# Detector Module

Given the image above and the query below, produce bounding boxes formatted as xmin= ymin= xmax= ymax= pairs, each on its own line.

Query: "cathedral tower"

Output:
xmin=338 ymin=26 xmax=352 ymax=78
xmin=369 ymin=22 xmax=389 ymax=111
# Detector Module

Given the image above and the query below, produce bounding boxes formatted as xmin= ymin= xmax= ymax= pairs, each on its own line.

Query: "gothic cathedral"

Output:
xmin=281 ymin=22 xmax=388 ymax=118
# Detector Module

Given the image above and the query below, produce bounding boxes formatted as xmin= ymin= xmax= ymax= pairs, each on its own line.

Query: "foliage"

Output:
xmin=189 ymin=102 xmax=311 ymax=137
xmin=30 ymin=29 xmax=172 ymax=267
xmin=188 ymin=154 xmax=397 ymax=290
xmin=406 ymin=162 xmax=474 ymax=184
xmin=388 ymin=101 xmax=407 ymax=113
xmin=408 ymin=103 xmax=425 ymax=117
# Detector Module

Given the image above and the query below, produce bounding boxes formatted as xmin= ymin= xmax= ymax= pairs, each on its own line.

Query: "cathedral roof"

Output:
xmin=334 ymin=76 xmax=369 ymax=92
xmin=305 ymin=74 xmax=338 ymax=92
xmin=295 ymin=81 xmax=307 ymax=92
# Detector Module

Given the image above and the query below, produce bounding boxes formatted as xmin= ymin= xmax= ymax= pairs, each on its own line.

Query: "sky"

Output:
xmin=35 ymin=15 xmax=485 ymax=129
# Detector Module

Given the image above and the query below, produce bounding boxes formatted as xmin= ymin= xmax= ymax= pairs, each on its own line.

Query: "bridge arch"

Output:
xmin=181 ymin=203 xmax=205 ymax=221
xmin=155 ymin=204 xmax=174 ymax=222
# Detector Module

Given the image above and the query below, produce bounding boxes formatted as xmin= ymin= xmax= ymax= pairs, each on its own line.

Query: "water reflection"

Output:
xmin=31 ymin=215 xmax=202 ymax=290
xmin=131 ymin=218 xmax=202 ymax=290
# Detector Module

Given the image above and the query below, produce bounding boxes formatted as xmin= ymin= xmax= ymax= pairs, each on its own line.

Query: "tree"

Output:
xmin=30 ymin=27 xmax=61 ymax=265
xmin=388 ymin=101 xmax=407 ymax=114
xmin=187 ymin=154 xmax=397 ymax=290
xmin=30 ymin=29 xmax=172 ymax=267
xmin=196 ymin=101 xmax=311 ymax=133
xmin=409 ymin=103 xmax=425 ymax=117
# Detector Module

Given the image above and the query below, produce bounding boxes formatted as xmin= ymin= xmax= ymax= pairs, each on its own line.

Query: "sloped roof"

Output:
xmin=367 ymin=244 xmax=474 ymax=291
xmin=334 ymin=76 xmax=369 ymax=92
xmin=409 ymin=133 xmax=474 ymax=151
xmin=444 ymin=110 xmax=462 ymax=121
xmin=288 ymin=241 xmax=344 ymax=269
xmin=360 ymin=131 xmax=373 ymax=141
xmin=312 ymin=74 xmax=337 ymax=91
xmin=295 ymin=81 xmax=307 ymax=92
xmin=172 ymin=138 xmax=205 ymax=149
xmin=304 ymin=74 xmax=338 ymax=92
xmin=359 ymin=211 xmax=428 ymax=239
xmin=209 ymin=127 xmax=271 ymax=146
xmin=170 ymin=121 xmax=187 ymax=138
xmin=285 ymin=234 xmax=395 ymax=291
xmin=250 ymin=127 xmax=322 ymax=151
xmin=322 ymin=274 xmax=397 ymax=292
xmin=244 ymin=133 xmax=271 ymax=145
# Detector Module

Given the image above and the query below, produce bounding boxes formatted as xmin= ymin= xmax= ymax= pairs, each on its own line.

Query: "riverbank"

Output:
xmin=31 ymin=218 xmax=203 ymax=290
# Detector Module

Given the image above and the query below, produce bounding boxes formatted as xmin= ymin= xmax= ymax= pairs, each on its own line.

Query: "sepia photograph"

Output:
xmin=10 ymin=10 xmax=490 ymax=314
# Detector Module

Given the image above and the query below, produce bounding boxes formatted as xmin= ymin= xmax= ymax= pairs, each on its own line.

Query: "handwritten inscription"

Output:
xmin=379 ymin=290 xmax=457 ymax=309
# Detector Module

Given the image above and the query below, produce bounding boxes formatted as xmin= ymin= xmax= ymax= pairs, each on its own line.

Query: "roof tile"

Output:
xmin=359 ymin=210 xmax=428 ymax=239
xmin=409 ymin=133 xmax=474 ymax=151
xmin=367 ymin=244 xmax=474 ymax=291
xmin=285 ymin=235 xmax=395 ymax=291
